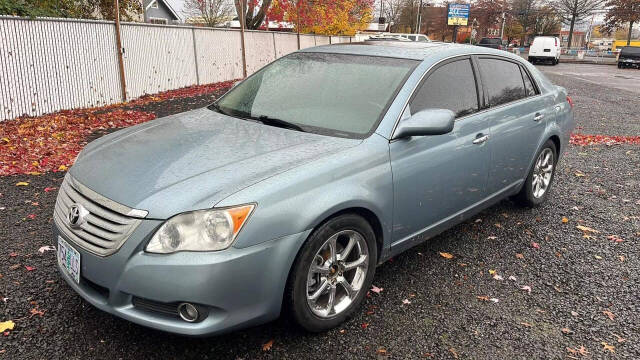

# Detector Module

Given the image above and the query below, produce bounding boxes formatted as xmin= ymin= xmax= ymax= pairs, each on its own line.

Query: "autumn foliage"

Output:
xmin=269 ymin=0 xmax=374 ymax=35
xmin=569 ymin=133 xmax=640 ymax=146
xmin=0 ymin=80 xmax=236 ymax=176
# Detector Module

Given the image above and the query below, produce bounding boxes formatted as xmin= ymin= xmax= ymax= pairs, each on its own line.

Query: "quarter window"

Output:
xmin=520 ymin=66 xmax=537 ymax=97
xmin=409 ymin=58 xmax=479 ymax=118
xmin=478 ymin=58 xmax=527 ymax=106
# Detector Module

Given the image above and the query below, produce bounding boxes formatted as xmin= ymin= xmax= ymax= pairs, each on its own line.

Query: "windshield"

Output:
xmin=213 ymin=52 xmax=418 ymax=138
xmin=480 ymin=38 xmax=500 ymax=44
xmin=621 ymin=47 xmax=640 ymax=56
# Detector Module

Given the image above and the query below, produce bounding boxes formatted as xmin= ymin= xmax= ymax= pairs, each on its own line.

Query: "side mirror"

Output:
xmin=393 ymin=109 xmax=455 ymax=139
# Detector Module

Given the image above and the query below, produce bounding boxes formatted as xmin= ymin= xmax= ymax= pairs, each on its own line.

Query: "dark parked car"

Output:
xmin=477 ymin=37 xmax=504 ymax=50
xmin=618 ymin=46 xmax=640 ymax=69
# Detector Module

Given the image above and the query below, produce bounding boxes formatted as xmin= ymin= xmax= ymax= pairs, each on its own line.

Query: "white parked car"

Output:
xmin=355 ymin=32 xmax=430 ymax=42
xmin=528 ymin=36 xmax=561 ymax=65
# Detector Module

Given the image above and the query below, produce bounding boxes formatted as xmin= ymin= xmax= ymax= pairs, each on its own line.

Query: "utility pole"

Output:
xmin=416 ymin=0 xmax=423 ymax=34
xmin=114 ymin=0 xmax=127 ymax=102
xmin=296 ymin=0 xmax=301 ymax=49
xmin=499 ymin=12 xmax=506 ymax=40
xmin=239 ymin=0 xmax=247 ymax=78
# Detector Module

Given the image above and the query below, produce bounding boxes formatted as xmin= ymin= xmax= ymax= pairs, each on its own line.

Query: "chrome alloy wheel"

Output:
xmin=532 ymin=148 xmax=554 ymax=198
xmin=306 ymin=230 xmax=369 ymax=318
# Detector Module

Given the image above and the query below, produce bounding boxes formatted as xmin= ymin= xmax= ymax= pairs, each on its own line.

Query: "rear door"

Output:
xmin=389 ymin=57 xmax=490 ymax=247
xmin=476 ymin=57 xmax=554 ymax=194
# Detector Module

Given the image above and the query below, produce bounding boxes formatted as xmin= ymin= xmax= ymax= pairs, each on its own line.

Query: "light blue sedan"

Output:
xmin=53 ymin=41 xmax=574 ymax=335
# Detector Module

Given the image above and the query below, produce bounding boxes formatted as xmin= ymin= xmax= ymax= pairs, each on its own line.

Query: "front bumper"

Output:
xmin=54 ymin=221 xmax=309 ymax=336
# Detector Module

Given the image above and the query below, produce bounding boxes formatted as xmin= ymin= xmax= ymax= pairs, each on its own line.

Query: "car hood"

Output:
xmin=70 ymin=108 xmax=360 ymax=219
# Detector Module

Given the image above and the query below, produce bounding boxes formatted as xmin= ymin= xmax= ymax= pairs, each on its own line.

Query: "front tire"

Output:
xmin=515 ymin=140 xmax=557 ymax=207
xmin=286 ymin=214 xmax=377 ymax=332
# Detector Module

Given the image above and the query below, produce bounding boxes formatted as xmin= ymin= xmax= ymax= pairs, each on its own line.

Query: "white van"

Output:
xmin=528 ymin=36 xmax=561 ymax=65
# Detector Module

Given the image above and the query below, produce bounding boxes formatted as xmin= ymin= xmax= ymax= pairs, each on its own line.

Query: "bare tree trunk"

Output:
xmin=628 ymin=21 xmax=634 ymax=46
xmin=567 ymin=14 xmax=575 ymax=48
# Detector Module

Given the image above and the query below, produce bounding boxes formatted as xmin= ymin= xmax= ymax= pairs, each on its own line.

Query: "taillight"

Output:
xmin=567 ymin=96 xmax=574 ymax=108
xmin=498 ymin=45 xmax=503 ymax=50
xmin=555 ymin=38 xmax=558 ymax=47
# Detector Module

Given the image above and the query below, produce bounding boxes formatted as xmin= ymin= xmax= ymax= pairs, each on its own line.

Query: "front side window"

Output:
xmin=478 ymin=58 xmax=527 ymax=106
xmin=409 ymin=58 xmax=479 ymax=118
xmin=214 ymin=52 xmax=417 ymax=138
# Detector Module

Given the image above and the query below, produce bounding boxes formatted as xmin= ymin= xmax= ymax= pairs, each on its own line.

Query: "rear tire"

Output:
xmin=286 ymin=214 xmax=377 ymax=332
xmin=515 ymin=140 xmax=557 ymax=207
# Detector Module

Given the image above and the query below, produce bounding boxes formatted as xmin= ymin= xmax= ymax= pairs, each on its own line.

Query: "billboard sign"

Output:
xmin=447 ymin=4 xmax=470 ymax=26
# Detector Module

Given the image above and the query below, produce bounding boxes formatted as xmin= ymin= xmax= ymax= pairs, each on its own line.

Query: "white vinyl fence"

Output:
xmin=0 ymin=16 xmax=352 ymax=121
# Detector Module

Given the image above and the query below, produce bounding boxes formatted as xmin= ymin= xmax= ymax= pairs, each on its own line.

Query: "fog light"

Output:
xmin=177 ymin=303 xmax=199 ymax=322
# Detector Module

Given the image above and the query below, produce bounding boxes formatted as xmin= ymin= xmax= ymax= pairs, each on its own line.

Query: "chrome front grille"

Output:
xmin=53 ymin=174 xmax=146 ymax=256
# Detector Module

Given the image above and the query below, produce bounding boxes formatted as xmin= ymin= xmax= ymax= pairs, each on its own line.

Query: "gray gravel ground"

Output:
xmin=1 ymin=66 xmax=639 ymax=359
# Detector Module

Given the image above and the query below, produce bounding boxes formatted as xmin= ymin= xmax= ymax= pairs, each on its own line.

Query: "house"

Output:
xmin=143 ymin=0 xmax=180 ymax=25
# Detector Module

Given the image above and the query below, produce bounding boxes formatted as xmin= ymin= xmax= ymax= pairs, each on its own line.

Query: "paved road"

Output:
xmin=538 ymin=63 xmax=640 ymax=94
xmin=2 ymin=66 xmax=639 ymax=359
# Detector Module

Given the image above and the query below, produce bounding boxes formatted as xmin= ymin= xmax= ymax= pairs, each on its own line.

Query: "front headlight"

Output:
xmin=145 ymin=204 xmax=255 ymax=253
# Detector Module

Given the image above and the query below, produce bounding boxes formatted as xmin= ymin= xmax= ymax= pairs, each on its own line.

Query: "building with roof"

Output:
xmin=143 ymin=0 xmax=180 ymax=24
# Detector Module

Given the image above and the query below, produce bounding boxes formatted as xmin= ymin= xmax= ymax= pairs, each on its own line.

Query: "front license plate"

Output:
xmin=58 ymin=236 xmax=80 ymax=284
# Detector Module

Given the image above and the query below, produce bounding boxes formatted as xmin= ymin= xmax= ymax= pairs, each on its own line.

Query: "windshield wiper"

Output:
xmin=253 ymin=115 xmax=305 ymax=132
xmin=208 ymin=102 xmax=229 ymax=116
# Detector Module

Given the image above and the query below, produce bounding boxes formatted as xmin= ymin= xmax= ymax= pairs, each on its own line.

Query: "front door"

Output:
xmin=389 ymin=57 xmax=490 ymax=248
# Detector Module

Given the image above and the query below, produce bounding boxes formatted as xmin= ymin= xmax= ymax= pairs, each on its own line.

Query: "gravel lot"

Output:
xmin=1 ymin=66 xmax=639 ymax=359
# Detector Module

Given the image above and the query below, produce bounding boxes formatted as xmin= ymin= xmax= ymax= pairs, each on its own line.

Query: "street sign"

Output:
xmin=447 ymin=4 xmax=470 ymax=26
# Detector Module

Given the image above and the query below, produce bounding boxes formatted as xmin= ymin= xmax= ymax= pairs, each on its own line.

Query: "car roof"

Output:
xmin=298 ymin=41 xmax=524 ymax=62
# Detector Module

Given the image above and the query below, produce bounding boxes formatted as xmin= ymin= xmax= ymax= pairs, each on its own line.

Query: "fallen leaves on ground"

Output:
xmin=567 ymin=345 xmax=589 ymax=356
xmin=607 ymin=235 xmax=623 ymax=243
xmin=29 ymin=308 xmax=45 ymax=317
xmin=261 ymin=339 xmax=274 ymax=351
xmin=576 ymin=225 xmax=599 ymax=234
xmin=0 ymin=321 xmax=14 ymax=332
xmin=0 ymin=80 xmax=236 ymax=176
xmin=15 ymin=182 xmax=29 ymax=186
xmin=531 ymin=242 xmax=540 ymax=249
xmin=38 ymin=246 xmax=55 ymax=253
xmin=602 ymin=310 xmax=615 ymax=321
xmin=570 ymin=133 xmax=640 ymax=146
xmin=439 ymin=252 xmax=454 ymax=259
xmin=562 ymin=217 xmax=569 ymax=223
xmin=521 ymin=285 xmax=532 ymax=294
xmin=25 ymin=266 xmax=36 ymax=271
xmin=370 ymin=285 xmax=383 ymax=294
xmin=601 ymin=342 xmax=615 ymax=353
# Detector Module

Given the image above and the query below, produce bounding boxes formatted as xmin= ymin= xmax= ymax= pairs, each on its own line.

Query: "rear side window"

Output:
xmin=520 ymin=66 xmax=537 ymax=97
xmin=478 ymin=58 xmax=526 ymax=106
xmin=410 ymin=58 xmax=479 ymax=118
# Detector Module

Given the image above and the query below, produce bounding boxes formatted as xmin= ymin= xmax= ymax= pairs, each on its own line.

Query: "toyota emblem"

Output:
xmin=68 ymin=203 xmax=88 ymax=229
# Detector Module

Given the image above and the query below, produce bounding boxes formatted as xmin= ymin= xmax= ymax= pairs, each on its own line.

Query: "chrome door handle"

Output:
xmin=534 ymin=113 xmax=545 ymax=122
xmin=473 ymin=134 xmax=489 ymax=144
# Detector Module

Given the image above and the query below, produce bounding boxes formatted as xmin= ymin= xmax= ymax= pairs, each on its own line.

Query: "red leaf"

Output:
xmin=25 ymin=266 xmax=36 ymax=271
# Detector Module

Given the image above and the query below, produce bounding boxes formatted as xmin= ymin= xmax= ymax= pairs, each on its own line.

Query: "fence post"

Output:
xmin=113 ymin=0 xmax=127 ymax=102
xmin=191 ymin=27 xmax=200 ymax=85
xmin=239 ymin=0 xmax=247 ymax=78
xmin=272 ymin=32 xmax=277 ymax=59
